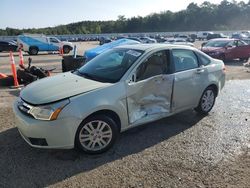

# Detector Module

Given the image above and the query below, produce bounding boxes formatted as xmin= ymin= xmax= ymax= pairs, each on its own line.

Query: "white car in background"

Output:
xmin=165 ymin=38 xmax=194 ymax=47
xmin=13 ymin=44 xmax=225 ymax=154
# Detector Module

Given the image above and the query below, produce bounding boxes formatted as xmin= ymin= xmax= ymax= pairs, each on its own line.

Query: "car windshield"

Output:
xmin=204 ymin=40 xmax=230 ymax=47
xmin=77 ymin=48 xmax=143 ymax=83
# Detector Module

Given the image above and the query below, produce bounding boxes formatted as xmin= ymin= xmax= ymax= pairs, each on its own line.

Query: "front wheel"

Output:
xmin=195 ymin=87 xmax=216 ymax=115
xmin=240 ymin=58 xmax=248 ymax=62
xmin=75 ymin=115 xmax=119 ymax=154
xmin=63 ymin=46 xmax=70 ymax=54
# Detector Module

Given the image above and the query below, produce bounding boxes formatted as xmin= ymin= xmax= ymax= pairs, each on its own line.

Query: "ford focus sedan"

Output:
xmin=13 ymin=44 xmax=226 ymax=154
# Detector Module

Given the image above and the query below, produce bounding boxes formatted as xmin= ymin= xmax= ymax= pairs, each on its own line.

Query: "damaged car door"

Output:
xmin=126 ymin=50 xmax=174 ymax=125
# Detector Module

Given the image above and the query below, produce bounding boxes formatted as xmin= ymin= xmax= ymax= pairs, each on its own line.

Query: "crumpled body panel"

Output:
xmin=127 ymin=74 xmax=174 ymax=123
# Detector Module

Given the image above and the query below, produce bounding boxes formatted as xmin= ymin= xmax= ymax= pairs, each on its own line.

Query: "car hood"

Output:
xmin=20 ymin=72 xmax=112 ymax=105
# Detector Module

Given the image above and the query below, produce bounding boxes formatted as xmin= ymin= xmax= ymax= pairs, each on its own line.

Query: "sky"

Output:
xmin=0 ymin=0 xmax=248 ymax=29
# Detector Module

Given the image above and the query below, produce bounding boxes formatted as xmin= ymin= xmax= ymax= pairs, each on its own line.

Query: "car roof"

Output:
xmin=114 ymin=43 xmax=195 ymax=52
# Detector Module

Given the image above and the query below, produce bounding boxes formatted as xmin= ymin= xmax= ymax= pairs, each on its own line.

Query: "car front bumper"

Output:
xmin=13 ymin=100 xmax=81 ymax=149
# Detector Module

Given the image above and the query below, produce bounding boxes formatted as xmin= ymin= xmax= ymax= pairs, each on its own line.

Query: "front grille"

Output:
xmin=28 ymin=137 xmax=48 ymax=146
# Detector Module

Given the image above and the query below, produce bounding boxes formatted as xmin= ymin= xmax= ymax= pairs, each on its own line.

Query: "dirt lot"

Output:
xmin=0 ymin=42 xmax=250 ymax=188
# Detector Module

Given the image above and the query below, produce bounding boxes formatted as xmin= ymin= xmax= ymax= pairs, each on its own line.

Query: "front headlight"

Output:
xmin=29 ymin=99 xmax=70 ymax=121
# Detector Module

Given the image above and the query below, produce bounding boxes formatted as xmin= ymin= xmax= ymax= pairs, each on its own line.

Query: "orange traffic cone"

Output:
xmin=59 ymin=47 xmax=64 ymax=56
xmin=9 ymin=51 xmax=19 ymax=87
xmin=0 ymin=73 xmax=8 ymax=78
xmin=19 ymin=49 xmax=25 ymax=68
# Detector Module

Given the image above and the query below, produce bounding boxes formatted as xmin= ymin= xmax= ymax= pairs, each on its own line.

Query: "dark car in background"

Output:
xmin=0 ymin=40 xmax=18 ymax=52
xmin=201 ymin=38 xmax=250 ymax=61
xmin=178 ymin=35 xmax=195 ymax=42
xmin=206 ymin=33 xmax=228 ymax=40
xmin=99 ymin=37 xmax=112 ymax=45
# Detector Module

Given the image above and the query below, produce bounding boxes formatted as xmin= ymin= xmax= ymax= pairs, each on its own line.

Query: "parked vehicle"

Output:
xmin=231 ymin=33 xmax=248 ymax=40
xmin=178 ymin=35 xmax=195 ymax=42
xmin=197 ymin=32 xmax=213 ymax=40
xmin=126 ymin=37 xmax=142 ymax=43
xmin=13 ymin=44 xmax=225 ymax=154
xmin=99 ymin=37 xmax=112 ymax=45
xmin=165 ymin=38 xmax=194 ymax=47
xmin=241 ymin=31 xmax=250 ymax=37
xmin=17 ymin=34 xmax=73 ymax=55
xmin=206 ymin=33 xmax=228 ymax=40
xmin=140 ymin=37 xmax=157 ymax=43
xmin=0 ymin=40 xmax=18 ymax=52
xmin=84 ymin=38 xmax=140 ymax=61
xmin=201 ymin=38 xmax=250 ymax=61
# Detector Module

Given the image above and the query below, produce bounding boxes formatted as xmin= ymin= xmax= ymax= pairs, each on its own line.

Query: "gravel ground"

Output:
xmin=0 ymin=41 xmax=250 ymax=187
xmin=0 ymin=79 xmax=249 ymax=188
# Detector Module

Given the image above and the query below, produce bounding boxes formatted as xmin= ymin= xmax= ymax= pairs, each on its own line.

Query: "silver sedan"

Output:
xmin=13 ymin=44 xmax=226 ymax=154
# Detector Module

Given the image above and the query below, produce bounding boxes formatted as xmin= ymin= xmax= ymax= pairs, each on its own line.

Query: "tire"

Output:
xmin=29 ymin=47 xmax=38 ymax=55
xmin=63 ymin=46 xmax=70 ymax=54
xmin=240 ymin=58 xmax=248 ymax=62
xmin=195 ymin=87 xmax=216 ymax=115
xmin=17 ymin=69 xmax=37 ymax=84
xmin=75 ymin=115 xmax=119 ymax=154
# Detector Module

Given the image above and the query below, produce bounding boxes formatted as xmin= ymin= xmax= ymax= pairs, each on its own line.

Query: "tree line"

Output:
xmin=1 ymin=0 xmax=250 ymax=36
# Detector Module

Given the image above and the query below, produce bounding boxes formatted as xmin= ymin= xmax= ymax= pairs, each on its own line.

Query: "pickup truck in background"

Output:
xmin=17 ymin=34 xmax=73 ymax=55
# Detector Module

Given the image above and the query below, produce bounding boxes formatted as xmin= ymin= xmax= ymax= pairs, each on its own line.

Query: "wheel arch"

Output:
xmin=79 ymin=109 xmax=121 ymax=133
xmin=207 ymin=83 xmax=219 ymax=97
xmin=29 ymin=45 xmax=39 ymax=51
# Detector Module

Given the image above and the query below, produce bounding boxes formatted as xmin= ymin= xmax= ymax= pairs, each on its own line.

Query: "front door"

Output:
xmin=126 ymin=50 xmax=174 ymax=125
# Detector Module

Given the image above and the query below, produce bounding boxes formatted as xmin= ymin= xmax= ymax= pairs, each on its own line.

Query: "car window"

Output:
xmin=227 ymin=41 xmax=237 ymax=47
xmin=237 ymin=40 xmax=246 ymax=46
xmin=196 ymin=51 xmax=211 ymax=66
xmin=172 ymin=49 xmax=199 ymax=72
xmin=205 ymin=40 xmax=230 ymax=47
xmin=50 ymin=38 xmax=59 ymax=43
xmin=136 ymin=50 xmax=169 ymax=81
xmin=78 ymin=48 xmax=143 ymax=83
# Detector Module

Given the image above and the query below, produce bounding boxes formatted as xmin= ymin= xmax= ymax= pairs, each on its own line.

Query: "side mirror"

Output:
xmin=127 ymin=73 xmax=137 ymax=84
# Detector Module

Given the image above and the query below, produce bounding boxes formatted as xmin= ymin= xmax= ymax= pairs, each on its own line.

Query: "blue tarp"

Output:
xmin=84 ymin=39 xmax=140 ymax=61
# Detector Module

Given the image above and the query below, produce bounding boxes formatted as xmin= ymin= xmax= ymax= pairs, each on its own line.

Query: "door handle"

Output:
xmin=196 ymin=68 xmax=205 ymax=74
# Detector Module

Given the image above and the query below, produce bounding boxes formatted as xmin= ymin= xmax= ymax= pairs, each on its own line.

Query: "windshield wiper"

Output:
xmin=76 ymin=70 xmax=95 ymax=79
xmin=76 ymin=70 xmax=114 ymax=83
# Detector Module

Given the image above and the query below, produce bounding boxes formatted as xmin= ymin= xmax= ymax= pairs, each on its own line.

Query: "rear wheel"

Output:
xmin=195 ymin=87 xmax=216 ymax=115
xmin=75 ymin=115 xmax=119 ymax=154
xmin=219 ymin=54 xmax=226 ymax=62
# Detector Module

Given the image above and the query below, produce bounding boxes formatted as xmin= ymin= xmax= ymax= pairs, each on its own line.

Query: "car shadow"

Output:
xmin=0 ymin=110 xmax=204 ymax=187
xmin=224 ymin=59 xmax=245 ymax=66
